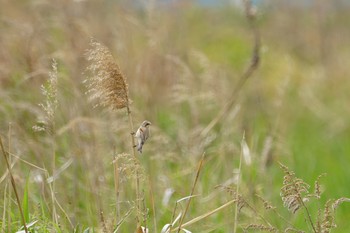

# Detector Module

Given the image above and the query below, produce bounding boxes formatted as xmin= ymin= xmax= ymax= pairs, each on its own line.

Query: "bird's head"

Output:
xmin=142 ymin=120 xmax=151 ymax=127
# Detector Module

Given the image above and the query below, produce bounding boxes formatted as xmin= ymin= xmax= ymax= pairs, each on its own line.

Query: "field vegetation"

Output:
xmin=1 ymin=0 xmax=350 ymax=232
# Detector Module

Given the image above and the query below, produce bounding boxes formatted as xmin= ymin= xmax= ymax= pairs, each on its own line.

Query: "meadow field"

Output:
xmin=1 ymin=0 xmax=350 ymax=232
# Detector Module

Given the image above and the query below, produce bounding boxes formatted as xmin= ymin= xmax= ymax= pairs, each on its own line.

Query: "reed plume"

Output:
xmin=85 ymin=40 xmax=129 ymax=110
xmin=84 ymin=39 xmax=143 ymax=228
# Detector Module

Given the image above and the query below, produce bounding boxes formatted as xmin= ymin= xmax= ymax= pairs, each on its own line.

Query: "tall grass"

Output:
xmin=1 ymin=0 xmax=350 ymax=232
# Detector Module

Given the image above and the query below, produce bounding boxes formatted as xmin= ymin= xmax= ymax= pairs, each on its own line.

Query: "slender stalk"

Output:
xmin=51 ymin=139 xmax=58 ymax=225
xmin=126 ymin=106 xmax=142 ymax=226
xmin=172 ymin=199 xmax=237 ymax=232
xmin=300 ymin=197 xmax=317 ymax=233
xmin=200 ymin=0 xmax=260 ymax=139
xmin=113 ymin=155 xmax=120 ymax=220
xmin=168 ymin=202 xmax=179 ymax=233
xmin=233 ymin=135 xmax=244 ymax=233
xmin=7 ymin=123 xmax=12 ymax=233
xmin=0 ymin=136 xmax=28 ymax=233
xmin=1 ymin=183 xmax=7 ymax=232
xmin=146 ymin=161 xmax=157 ymax=233
xmin=176 ymin=152 xmax=205 ymax=233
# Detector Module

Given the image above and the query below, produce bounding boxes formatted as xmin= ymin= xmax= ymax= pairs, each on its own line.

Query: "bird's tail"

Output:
xmin=137 ymin=142 xmax=144 ymax=154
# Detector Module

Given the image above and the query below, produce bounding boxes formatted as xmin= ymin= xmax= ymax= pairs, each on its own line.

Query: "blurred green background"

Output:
xmin=0 ymin=0 xmax=350 ymax=232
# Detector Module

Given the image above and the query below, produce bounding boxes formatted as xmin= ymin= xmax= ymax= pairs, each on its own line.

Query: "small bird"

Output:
xmin=135 ymin=120 xmax=151 ymax=154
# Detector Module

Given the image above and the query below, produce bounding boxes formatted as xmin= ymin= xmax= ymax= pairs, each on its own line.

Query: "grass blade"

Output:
xmin=22 ymin=177 xmax=29 ymax=223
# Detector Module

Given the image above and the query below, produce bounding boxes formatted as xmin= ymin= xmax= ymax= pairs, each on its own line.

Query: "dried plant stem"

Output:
xmin=0 ymin=137 xmax=28 ymax=233
xmin=242 ymin=200 xmax=274 ymax=229
xmin=200 ymin=0 xmax=260 ymax=139
xmin=300 ymin=197 xmax=317 ymax=233
xmin=176 ymin=152 xmax=205 ymax=233
xmin=7 ymin=124 xmax=12 ymax=233
xmin=172 ymin=199 xmax=236 ymax=232
xmin=271 ymin=208 xmax=298 ymax=230
xmin=51 ymin=139 xmax=58 ymax=225
xmin=113 ymin=207 xmax=135 ymax=233
xmin=126 ymin=106 xmax=142 ymax=226
xmin=85 ymin=40 xmax=144 ymax=227
xmin=168 ymin=201 xmax=179 ymax=233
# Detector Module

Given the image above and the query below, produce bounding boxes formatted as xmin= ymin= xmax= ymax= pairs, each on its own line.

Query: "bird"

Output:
xmin=135 ymin=120 xmax=151 ymax=154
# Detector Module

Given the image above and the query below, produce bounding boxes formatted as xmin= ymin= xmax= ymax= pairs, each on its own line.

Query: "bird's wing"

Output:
xmin=140 ymin=127 xmax=147 ymax=141
xmin=135 ymin=128 xmax=141 ymax=138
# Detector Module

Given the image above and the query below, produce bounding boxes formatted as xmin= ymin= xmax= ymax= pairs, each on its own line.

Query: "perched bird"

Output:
xmin=135 ymin=120 xmax=151 ymax=154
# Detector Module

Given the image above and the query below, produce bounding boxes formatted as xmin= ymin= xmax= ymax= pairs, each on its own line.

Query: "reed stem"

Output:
xmin=0 ymin=137 xmax=28 ymax=233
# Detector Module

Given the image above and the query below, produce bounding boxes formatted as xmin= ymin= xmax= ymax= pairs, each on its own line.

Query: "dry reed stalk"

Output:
xmin=51 ymin=141 xmax=58 ymax=225
xmin=172 ymin=199 xmax=236 ymax=232
xmin=0 ymin=136 xmax=28 ymax=233
xmin=7 ymin=124 xmax=12 ymax=232
xmin=200 ymin=0 xmax=260 ymax=139
xmin=176 ymin=152 xmax=205 ymax=233
xmin=85 ymin=40 xmax=143 ymax=226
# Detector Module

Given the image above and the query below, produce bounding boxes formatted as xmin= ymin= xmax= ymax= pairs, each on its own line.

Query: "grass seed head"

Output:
xmin=279 ymin=163 xmax=310 ymax=214
xmin=85 ymin=40 xmax=129 ymax=111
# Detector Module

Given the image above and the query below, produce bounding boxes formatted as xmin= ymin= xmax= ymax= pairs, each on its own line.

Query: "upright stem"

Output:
xmin=300 ymin=197 xmax=317 ymax=233
xmin=113 ymin=155 xmax=120 ymax=220
xmin=200 ymin=0 xmax=260 ymax=139
xmin=126 ymin=106 xmax=141 ymax=226
xmin=177 ymin=153 xmax=205 ymax=233
xmin=51 ymin=135 xmax=58 ymax=225
xmin=7 ymin=124 xmax=12 ymax=232
xmin=0 ymin=137 xmax=28 ymax=233
xmin=233 ymin=134 xmax=244 ymax=233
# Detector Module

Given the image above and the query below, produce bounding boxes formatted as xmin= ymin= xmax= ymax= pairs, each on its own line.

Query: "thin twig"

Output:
xmin=176 ymin=152 xmax=205 ymax=233
xmin=0 ymin=136 xmax=28 ymax=233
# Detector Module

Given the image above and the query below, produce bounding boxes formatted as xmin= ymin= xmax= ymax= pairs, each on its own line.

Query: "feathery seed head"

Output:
xmin=33 ymin=59 xmax=58 ymax=134
xmin=279 ymin=163 xmax=310 ymax=214
xmin=84 ymin=40 xmax=129 ymax=110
